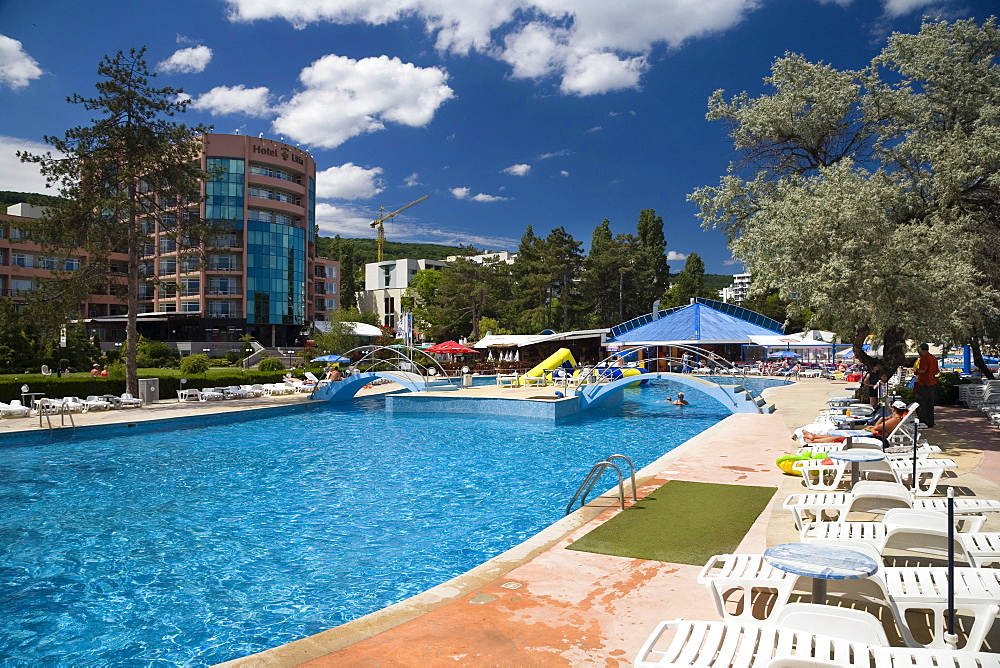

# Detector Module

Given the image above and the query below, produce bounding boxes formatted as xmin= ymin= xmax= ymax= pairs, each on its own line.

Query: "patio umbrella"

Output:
xmin=424 ymin=340 xmax=478 ymax=354
xmin=767 ymin=350 xmax=802 ymax=359
xmin=313 ymin=354 xmax=350 ymax=363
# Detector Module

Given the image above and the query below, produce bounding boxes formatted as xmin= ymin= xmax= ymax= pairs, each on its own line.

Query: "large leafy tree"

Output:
xmin=19 ymin=47 xmax=210 ymax=394
xmin=689 ymin=18 xmax=1000 ymax=373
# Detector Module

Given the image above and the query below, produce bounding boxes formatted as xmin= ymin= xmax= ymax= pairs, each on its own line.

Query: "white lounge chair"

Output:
xmin=59 ymin=397 xmax=86 ymax=412
xmin=222 ymin=385 xmax=249 ymax=399
xmin=699 ymin=541 xmax=1000 ymax=650
xmin=783 ymin=481 xmax=1000 ymax=531
xmin=119 ymin=392 xmax=142 ymax=408
xmin=177 ymin=389 xmax=203 ymax=402
xmin=240 ymin=384 xmax=265 ymax=397
xmin=0 ymin=400 xmax=30 ymax=418
xmin=802 ymin=508 xmax=999 ymax=566
xmin=82 ymin=395 xmax=111 ymax=411
xmin=200 ymin=387 xmax=224 ymax=400
xmin=792 ymin=454 xmax=957 ymax=496
xmin=634 ymin=609 xmax=1000 ymax=667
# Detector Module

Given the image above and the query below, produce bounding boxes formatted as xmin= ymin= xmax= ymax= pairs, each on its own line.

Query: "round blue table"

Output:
xmin=764 ymin=542 xmax=879 ymax=604
xmin=829 ymin=448 xmax=885 ymax=488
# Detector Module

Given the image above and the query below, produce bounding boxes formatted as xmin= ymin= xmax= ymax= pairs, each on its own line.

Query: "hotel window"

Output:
xmin=326 ymin=282 xmax=337 ymax=294
xmin=141 ymin=242 xmax=155 ymax=256
xmin=160 ymin=302 xmax=177 ymax=312
xmin=10 ymin=228 xmax=24 ymax=240
xmin=247 ymin=209 xmax=298 ymax=226
xmin=160 ymin=214 xmax=177 ymax=230
xmin=38 ymin=257 xmax=58 ymax=270
xmin=180 ymin=256 xmax=200 ymax=272
xmin=325 ymin=299 xmax=337 ymax=311
xmin=180 ymin=278 xmax=200 ymax=296
xmin=160 ymin=282 xmax=178 ymax=297
xmin=209 ymin=233 xmax=238 ymax=248
xmin=209 ymin=277 xmax=237 ymax=295
xmin=12 ymin=253 xmax=32 ymax=268
xmin=139 ymin=261 xmax=154 ymax=277
xmin=159 ymin=238 xmax=177 ymax=253
xmin=180 ymin=300 xmax=200 ymax=313
xmin=140 ymin=219 xmax=156 ymax=234
xmin=382 ymin=265 xmax=392 ymax=287
xmin=64 ymin=258 xmax=80 ymax=271
xmin=314 ymin=299 xmax=325 ymax=312
xmin=384 ymin=296 xmax=394 ymax=314
xmin=138 ymin=285 xmax=154 ymax=300
xmin=249 ymin=163 xmax=301 ymax=184
xmin=159 ymin=258 xmax=177 ymax=274
xmin=209 ymin=254 xmax=238 ymax=271
xmin=10 ymin=278 xmax=33 ymax=294
xmin=209 ymin=300 xmax=237 ymax=318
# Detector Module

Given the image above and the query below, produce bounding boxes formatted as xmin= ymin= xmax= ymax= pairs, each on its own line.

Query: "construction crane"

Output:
xmin=370 ymin=195 xmax=429 ymax=262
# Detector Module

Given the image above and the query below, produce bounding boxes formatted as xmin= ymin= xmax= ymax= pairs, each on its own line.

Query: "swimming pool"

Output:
xmin=0 ymin=379 xmax=781 ymax=664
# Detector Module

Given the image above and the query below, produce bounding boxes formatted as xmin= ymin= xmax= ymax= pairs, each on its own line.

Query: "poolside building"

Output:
xmin=605 ymin=297 xmax=784 ymax=367
xmin=3 ymin=134 xmax=341 ymax=351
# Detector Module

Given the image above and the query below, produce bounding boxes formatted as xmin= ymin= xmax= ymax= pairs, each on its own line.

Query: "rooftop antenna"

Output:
xmin=235 ymin=128 xmax=240 ymax=135
xmin=259 ymin=132 xmax=263 ymax=138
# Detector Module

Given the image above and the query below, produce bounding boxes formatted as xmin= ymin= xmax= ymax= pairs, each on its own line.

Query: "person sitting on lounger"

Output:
xmin=801 ymin=401 xmax=906 ymax=443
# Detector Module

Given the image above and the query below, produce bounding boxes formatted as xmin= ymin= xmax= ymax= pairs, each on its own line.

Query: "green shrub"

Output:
xmin=258 ymin=358 xmax=285 ymax=372
xmin=180 ymin=354 xmax=211 ymax=375
xmin=106 ymin=360 xmax=126 ymax=380
xmin=224 ymin=349 xmax=240 ymax=365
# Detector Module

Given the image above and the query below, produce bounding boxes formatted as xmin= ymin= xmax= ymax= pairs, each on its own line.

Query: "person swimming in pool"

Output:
xmin=673 ymin=392 xmax=688 ymax=406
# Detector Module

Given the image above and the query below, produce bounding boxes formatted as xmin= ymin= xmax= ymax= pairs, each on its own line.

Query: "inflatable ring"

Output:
xmin=775 ymin=452 xmax=829 ymax=476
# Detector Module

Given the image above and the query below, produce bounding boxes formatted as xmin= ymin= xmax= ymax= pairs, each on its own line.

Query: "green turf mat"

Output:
xmin=565 ymin=480 xmax=776 ymax=565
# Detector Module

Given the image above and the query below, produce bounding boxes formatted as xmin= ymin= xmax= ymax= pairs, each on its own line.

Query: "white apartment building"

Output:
xmin=444 ymin=250 xmax=517 ymax=265
xmin=721 ymin=272 xmax=752 ymax=304
xmin=359 ymin=258 xmax=447 ymax=328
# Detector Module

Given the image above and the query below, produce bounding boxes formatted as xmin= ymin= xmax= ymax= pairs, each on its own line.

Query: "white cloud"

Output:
xmin=0 ymin=34 xmax=42 ymax=90
xmin=0 ymin=135 xmax=58 ymax=194
xmin=224 ymin=0 xmax=763 ymax=96
xmin=191 ymin=85 xmax=273 ymax=117
xmin=450 ymin=186 xmax=507 ymax=201
xmin=315 ymin=201 xmax=516 ymax=248
xmin=502 ymin=163 xmax=531 ymax=176
xmin=667 ymin=250 xmax=688 ymax=261
xmin=881 ymin=0 xmax=938 ymax=17
xmin=157 ymin=45 xmax=213 ymax=75
xmin=559 ymin=170 xmax=569 ymax=177
xmin=316 ymin=162 xmax=385 ymax=199
xmin=559 ymin=52 xmax=647 ymax=96
xmin=403 ymin=172 xmax=422 ymax=187
xmin=584 ymin=126 xmax=602 ymax=134
xmin=538 ymin=149 xmax=572 ymax=160
xmin=272 ymin=54 xmax=453 ymax=149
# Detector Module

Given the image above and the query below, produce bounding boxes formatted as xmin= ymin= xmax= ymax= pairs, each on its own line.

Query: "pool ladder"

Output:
xmin=37 ymin=399 xmax=75 ymax=434
xmin=565 ymin=454 xmax=637 ymax=515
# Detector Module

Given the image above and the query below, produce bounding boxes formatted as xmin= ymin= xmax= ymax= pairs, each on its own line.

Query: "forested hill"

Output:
xmin=0 ymin=191 xmax=65 ymax=209
xmin=314 ymin=236 xmax=466 ymax=264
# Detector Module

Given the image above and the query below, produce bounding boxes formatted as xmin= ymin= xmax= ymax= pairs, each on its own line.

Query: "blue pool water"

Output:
xmin=0 ymin=378 xmax=781 ymax=665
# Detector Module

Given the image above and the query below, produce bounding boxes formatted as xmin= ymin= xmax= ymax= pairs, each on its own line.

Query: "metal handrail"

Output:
xmin=566 ymin=461 xmax=626 ymax=515
xmin=606 ymin=454 xmax=638 ymax=501
xmin=342 ymin=344 xmax=458 ymax=391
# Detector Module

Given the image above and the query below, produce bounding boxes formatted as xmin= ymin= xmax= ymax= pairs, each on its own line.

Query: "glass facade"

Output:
xmin=246 ymin=221 xmax=305 ymax=325
xmin=205 ymin=158 xmax=245 ymax=228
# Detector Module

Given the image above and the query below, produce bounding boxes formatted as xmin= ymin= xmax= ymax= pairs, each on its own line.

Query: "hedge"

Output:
xmin=0 ymin=371 xmax=288 ymax=403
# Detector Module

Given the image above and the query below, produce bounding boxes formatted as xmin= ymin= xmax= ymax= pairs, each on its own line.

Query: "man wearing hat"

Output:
xmin=913 ymin=343 xmax=939 ymax=428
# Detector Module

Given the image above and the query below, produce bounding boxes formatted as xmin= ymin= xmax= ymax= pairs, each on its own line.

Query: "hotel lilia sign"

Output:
xmin=251 ymin=142 xmax=305 ymax=166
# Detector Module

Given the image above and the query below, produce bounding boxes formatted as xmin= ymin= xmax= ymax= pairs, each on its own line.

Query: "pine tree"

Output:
xmin=19 ymin=47 xmax=210 ymax=394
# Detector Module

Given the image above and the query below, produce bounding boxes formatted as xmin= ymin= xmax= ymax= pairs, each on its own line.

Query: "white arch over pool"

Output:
xmin=574 ymin=372 xmax=771 ymax=413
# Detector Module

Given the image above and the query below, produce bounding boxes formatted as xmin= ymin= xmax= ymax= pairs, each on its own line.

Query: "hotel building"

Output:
xmin=1 ymin=134 xmax=340 ymax=350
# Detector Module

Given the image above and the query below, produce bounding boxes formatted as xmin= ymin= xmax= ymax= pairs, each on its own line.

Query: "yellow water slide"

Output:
xmin=517 ymin=347 xmax=577 ymax=384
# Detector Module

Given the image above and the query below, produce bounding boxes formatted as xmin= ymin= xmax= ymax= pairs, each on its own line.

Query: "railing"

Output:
xmin=343 ymin=345 xmax=457 ymax=391
xmin=566 ymin=459 xmax=630 ymax=515
xmin=206 ymin=265 xmax=242 ymax=272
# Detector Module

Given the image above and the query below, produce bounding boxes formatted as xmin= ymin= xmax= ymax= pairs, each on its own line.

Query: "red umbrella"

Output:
xmin=424 ymin=340 xmax=479 ymax=354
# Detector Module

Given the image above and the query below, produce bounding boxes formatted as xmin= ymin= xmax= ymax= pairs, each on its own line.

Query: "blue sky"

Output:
xmin=0 ymin=0 xmax=995 ymax=274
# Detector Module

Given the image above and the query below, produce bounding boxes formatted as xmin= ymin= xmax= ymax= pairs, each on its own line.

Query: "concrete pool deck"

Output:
xmin=5 ymin=378 xmax=997 ymax=665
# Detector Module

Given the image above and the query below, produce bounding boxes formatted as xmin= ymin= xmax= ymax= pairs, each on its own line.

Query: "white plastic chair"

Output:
xmin=792 ymin=458 xmax=849 ymax=491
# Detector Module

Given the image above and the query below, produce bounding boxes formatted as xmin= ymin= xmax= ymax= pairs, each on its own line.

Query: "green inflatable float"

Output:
xmin=775 ymin=452 xmax=830 ymax=476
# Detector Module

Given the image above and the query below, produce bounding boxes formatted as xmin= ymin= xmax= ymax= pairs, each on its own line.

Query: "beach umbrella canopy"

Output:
xmin=767 ymin=350 xmax=802 ymax=359
xmin=424 ymin=340 xmax=478 ymax=354
xmin=313 ymin=354 xmax=350 ymax=363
